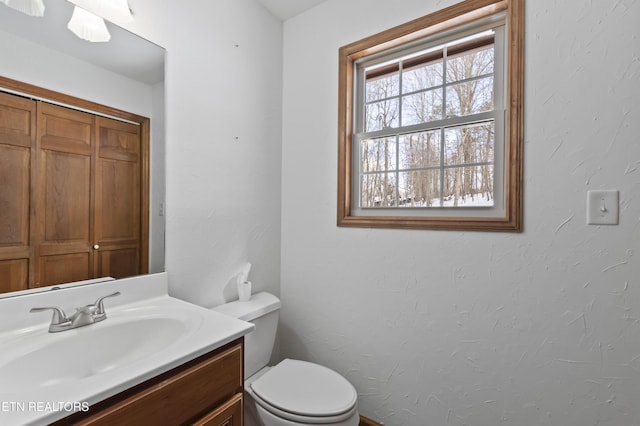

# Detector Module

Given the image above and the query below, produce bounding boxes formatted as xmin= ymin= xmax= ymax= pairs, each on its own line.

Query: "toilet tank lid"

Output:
xmin=212 ymin=292 xmax=281 ymax=321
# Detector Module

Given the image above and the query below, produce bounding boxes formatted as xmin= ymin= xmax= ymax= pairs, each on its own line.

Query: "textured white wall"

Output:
xmin=281 ymin=1 xmax=640 ymax=425
xmin=123 ymin=0 xmax=283 ymax=306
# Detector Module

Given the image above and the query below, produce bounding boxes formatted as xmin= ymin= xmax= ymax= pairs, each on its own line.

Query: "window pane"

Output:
xmin=403 ymin=61 xmax=442 ymax=93
xmin=444 ymin=121 xmax=494 ymax=166
xmin=442 ymin=165 xmax=494 ymax=207
xmin=445 ymin=76 xmax=493 ymax=117
xmin=401 ymin=89 xmax=443 ymax=126
xmin=366 ymin=72 xmax=399 ymax=102
xmin=446 ymin=45 xmax=494 ymax=83
xmin=399 ymin=170 xmax=441 ymax=207
xmin=365 ymin=99 xmax=399 ymax=131
xmin=361 ymin=137 xmax=396 ymax=172
xmin=398 ymin=130 xmax=441 ymax=169
xmin=361 ymin=172 xmax=397 ymax=207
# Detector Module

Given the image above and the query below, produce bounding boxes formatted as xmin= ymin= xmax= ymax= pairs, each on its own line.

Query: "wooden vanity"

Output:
xmin=53 ymin=339 xmax=244 ymax=426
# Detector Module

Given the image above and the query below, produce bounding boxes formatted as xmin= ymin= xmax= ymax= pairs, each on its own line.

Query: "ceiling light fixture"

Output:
xmin=67 ymin=5 xmax=111 ymax=42
xmin=1 ymin=0 xmax=45 ymax=17
xmin=1 ymin=0 xmax=133 ymax=43
xmin=67 ymin=0 xmax=133 ymax=24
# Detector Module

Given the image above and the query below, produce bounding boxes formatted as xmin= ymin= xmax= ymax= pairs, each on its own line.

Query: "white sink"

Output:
xmin=0 ymin=273 xmax=254 ymax=426
xmin=0 ymin=316 xmax=188 ymax=391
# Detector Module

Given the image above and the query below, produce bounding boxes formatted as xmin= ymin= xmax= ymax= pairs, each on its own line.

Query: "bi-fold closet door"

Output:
xmin=0 ymin=92 xmax=34 ymax=293
xmin=0 ymin=91 xmax=143 ymax=292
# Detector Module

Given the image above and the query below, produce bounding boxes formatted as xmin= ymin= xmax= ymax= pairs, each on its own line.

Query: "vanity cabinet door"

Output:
xmin=193 ymin=393 xmax=242 ymax=426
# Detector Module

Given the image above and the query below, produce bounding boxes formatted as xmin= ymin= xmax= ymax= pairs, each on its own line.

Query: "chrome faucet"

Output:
xmin=30 ymin=292 xmax=121 ymax=333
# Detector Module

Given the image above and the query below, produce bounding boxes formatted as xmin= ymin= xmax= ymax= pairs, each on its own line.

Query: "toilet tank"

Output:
xmin=212 ymin=292 xmax=281 ymax=378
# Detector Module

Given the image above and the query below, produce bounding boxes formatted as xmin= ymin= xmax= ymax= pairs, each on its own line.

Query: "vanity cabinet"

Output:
xmin=54 ymin=339 xmax=243 ymax=426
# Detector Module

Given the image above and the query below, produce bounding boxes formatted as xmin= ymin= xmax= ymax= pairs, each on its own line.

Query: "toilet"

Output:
xmin=213 ymin=292 xmax=360 ymax=426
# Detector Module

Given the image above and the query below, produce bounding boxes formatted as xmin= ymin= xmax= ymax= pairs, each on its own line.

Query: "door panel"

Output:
xmin=99 ymin=159 xmax=138 ymax=239
xmin=96 ymin=248 xmax=139 ymax=279
xmin=39 ymin=106 xmax=92 ymax=155
xmin=38 ymin=253 xmax=90 ymax=287
xmin=0 ymin=92 xmax=35 ymax=292
xmin=0 ymin=145 xmax=30 ymax=245
xmin=94 ymin=117 xmax=141 ymax=278
xmin=0 ymin=259 xmax=28 ymax=293
xmin=0 ymin=93 xmax=33 ymax=149
xmin=43 ymin=151 xmax=91 ymax=241
xmin=36 ymin=103 xmax=94 ymax=287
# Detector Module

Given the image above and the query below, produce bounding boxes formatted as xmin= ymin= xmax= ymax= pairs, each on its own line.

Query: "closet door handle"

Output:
xmin=93 ymin=244 xmax=100 ymax=250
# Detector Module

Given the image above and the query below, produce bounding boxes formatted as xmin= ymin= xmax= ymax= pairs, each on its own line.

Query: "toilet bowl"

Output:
xmin=247 ymin=359 xmax=359 ymax=425
xmin=213 ymin=292 xmax=359 ymax=426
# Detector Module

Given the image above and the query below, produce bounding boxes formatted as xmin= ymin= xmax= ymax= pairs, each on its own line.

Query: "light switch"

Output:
xmin=587 ymin=190 xmax=619 ymax=225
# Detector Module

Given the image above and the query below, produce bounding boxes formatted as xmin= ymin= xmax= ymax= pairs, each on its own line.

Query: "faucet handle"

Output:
xmin=94 ymin=291 xmax=121 ymax=315
xmin=30 ymin=306 xmax=72 ymax=332
xmin=30 ymin=306 xmax=69 ymax=323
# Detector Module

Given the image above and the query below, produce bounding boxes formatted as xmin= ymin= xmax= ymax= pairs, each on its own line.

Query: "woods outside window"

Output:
xmin=337 ymin=0 xmax=524 ymax=231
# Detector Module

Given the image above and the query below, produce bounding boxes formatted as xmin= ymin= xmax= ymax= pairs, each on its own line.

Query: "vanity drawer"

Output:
xmin=192 ymin=393 xmax=242 ymax=426
xmin=60 ymin=339 xmax=243 ymax=425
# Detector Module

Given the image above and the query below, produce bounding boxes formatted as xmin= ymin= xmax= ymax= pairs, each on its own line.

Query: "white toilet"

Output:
xmin=213 ymin=292 xmax=360 ymax=426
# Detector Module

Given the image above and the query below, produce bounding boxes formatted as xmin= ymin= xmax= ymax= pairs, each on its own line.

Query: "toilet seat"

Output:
xmin=249 ymin=359 xmax=358 ymax=424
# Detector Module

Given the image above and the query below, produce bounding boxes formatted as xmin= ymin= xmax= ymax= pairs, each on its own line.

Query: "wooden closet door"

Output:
xmin=94 ymin=117 xmax=141 ymax=278
xmin=0 ymin=93 xmax=36 ymax=292
xmin=35 ymin=102 xmax=94 ymax=287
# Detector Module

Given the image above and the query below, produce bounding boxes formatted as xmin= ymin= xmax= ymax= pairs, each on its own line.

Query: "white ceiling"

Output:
xmin=256 ymin=0 xmax=327 ymax=21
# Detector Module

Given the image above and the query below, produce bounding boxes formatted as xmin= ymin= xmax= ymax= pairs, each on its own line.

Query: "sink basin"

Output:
xmin=0 ymin=315 xmax=189 ymax=392
xmin=0 ymin=317 xmax=187 ymax=390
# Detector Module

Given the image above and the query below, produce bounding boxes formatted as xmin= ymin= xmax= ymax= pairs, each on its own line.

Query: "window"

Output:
xmin=338 ymin=0 xmax=524 ymax=231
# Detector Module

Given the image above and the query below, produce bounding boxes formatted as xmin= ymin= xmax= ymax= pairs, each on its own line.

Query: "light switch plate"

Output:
xmin=587 ymin=190 xmax=619 ymax=225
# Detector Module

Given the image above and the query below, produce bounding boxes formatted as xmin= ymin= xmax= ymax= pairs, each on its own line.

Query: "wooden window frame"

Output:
xmin=337 ymin=0 xmax=524 ymax=231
